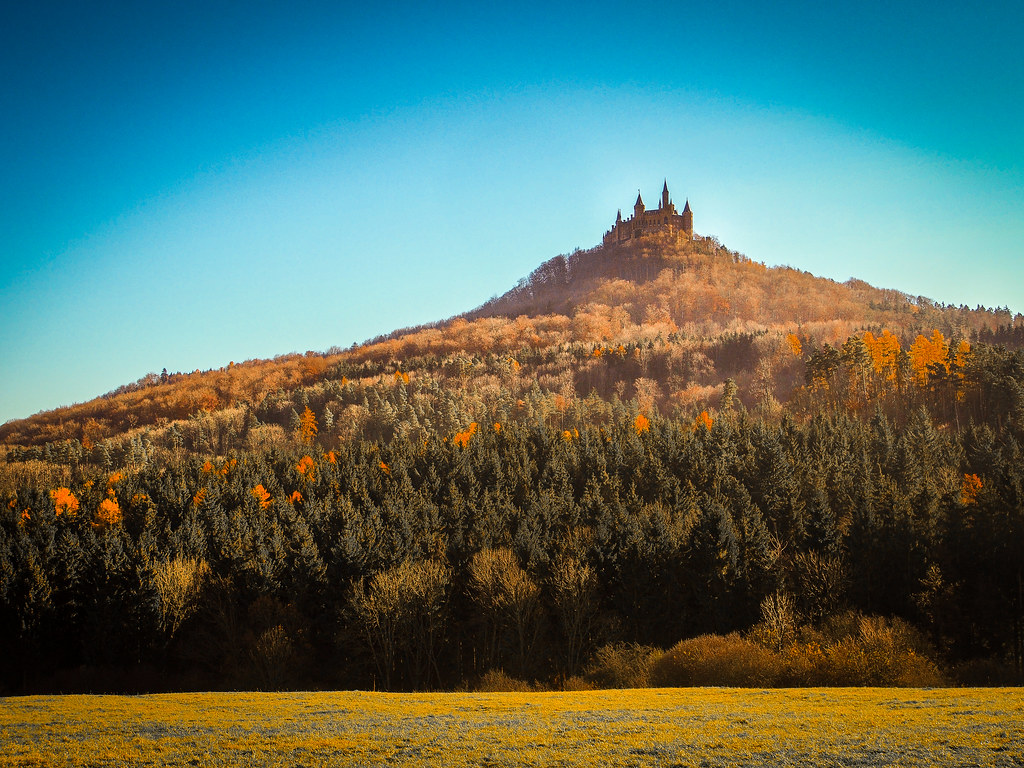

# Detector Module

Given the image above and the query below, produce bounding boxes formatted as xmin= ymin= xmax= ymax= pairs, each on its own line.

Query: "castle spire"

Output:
xmin=681 ymin=199 xmax=693 ymax=238
xmin=662 ymin=179 xmax=670 ymax=209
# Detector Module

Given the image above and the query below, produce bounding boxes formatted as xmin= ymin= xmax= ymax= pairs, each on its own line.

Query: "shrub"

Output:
xmin=473 ymin=669 xmax=535 ymax=692
xmin=584 ymin=643 xmax=660 ymax=689
xmin=558 ymin=675 xmax=595 ymax=691
xmin=649 ymin=633 xmax=786 ymax=688
xmin=806 ymin=613 xmax=945 ymax=687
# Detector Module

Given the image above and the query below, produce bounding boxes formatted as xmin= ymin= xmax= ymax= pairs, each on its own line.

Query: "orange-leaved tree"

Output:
xmin=634 ymin=413 xmax=650 ymax=434
xmin=51 ymin=487 xmax=79 ymax=517
xmin=296 ymin=455 xmax=315 ymax=479
xmin=453 ymin=423 xmax=478 ymax=448
xmin=251 ymin=484 xmax=272 ymax=510
xmin=786 ymin=333 xmax=802 ymax=357
xmin=95 ymin=496 xmax=122 ymax=526
xmin=960 ymin=473 xmax=983 ymax=506
xmin=693 ymin=410 xmax=713 ymax=432
xmin=909 ymin=330 xmax=949 ymax=386
xmin=297 ymin=406 xmax=318 ymax=444
xmin=862 ymin=330 xmax=902 ymax=389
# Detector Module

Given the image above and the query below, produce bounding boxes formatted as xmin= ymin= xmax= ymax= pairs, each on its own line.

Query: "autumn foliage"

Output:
xmin=452 ymin=422 xmax=478 ymax=448
xmin=297 ymin=407 xmax=318 ymax=444
xmin=50 ymin=487 xmax=79 ymax=517
xmin=251 ymin=484 xmax=272 ymax=509
xmin=95 ymin=496 xmax=122 ymax=526
xmin=1 ymin=227 xmax=1023 ymax=696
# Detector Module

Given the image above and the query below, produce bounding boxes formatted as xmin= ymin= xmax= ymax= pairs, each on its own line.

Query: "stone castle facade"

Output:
xmin=603 ymin=181 xmax=693 ymax=245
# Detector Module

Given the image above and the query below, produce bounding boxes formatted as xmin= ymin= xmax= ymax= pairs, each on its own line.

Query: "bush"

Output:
xmin=584 ymin=643 xmax=660 ymax=689
xmin=817 ymin=614 xmax=945 ymax=687
xmin=557 ymin=675 xmax=596 ymax=691
xmin=472 ymin=669 xmax=535 ymax=692
xmin=649 ymin=633 xmax=786 ymax=687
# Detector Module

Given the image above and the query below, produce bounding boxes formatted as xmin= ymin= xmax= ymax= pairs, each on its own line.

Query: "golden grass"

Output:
xmin=1 ymin=687 xmax=1022 ymax=767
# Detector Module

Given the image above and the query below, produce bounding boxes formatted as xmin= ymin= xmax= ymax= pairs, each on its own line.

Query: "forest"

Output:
xmin=2 ymin=234 xmax=1023 ymax=693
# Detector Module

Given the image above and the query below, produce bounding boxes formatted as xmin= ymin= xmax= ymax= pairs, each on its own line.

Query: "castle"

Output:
xmin=602 ymin=181 xmax=693 ymax=245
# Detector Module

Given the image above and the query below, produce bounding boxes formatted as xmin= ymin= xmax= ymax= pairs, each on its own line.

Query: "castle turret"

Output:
xmin=661 ymin=180 xmax=670 ymax=210
xmin=634 ymin=191 xmax=645 ymax=218
xmin=682 ymin=199 xmax=693 ymax=237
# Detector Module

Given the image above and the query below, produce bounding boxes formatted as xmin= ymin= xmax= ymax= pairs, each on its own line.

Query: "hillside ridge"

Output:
xmin=1 ymin=230 xmax=1020 ymax=449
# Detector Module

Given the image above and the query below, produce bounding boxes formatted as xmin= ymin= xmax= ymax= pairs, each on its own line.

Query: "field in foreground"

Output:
xmin=2 ymin=688 xmax=1022 ymax=767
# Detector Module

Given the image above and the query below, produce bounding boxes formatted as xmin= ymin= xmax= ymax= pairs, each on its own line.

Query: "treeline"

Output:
xmin=2 ymin=385 xmax=1022 ymax=692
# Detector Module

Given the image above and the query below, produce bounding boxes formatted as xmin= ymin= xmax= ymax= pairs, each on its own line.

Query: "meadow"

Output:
xmin=2 ymin=687 xmax=1021 ymax=767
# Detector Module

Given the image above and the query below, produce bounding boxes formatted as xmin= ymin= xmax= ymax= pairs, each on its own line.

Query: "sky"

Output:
xmin=2 ymin=0 xmax=1022 ymax=424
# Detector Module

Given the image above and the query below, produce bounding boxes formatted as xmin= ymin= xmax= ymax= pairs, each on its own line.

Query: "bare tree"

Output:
xmin=152 ymin=557 xmax=210 ymax=641
xmin=350 ymin=559 xmax=450 ymax=690
xmin=468 ymin=548 xmax=541 ymax=678
xmin=550 ymin=553 xmax=599 ymax=676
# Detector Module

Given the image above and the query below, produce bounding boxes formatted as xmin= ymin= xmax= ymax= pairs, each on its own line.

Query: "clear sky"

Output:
xmin=2 ymin=0 xmax=1022 ymax=424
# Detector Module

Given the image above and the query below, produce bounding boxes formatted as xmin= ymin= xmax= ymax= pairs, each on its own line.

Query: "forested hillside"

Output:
xmin=2 ymin=231 xmax=1023 ymax=693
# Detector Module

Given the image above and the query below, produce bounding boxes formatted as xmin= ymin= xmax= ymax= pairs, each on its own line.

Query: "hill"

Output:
xmin=1 ymin=231 xmax=1019 ymax=452
xmin=2 ymin=227 xmax=1024 ymax=695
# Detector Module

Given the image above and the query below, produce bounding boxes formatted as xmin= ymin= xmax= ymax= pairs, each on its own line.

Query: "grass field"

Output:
xmin=1 ymin=687 xmax=1022 ymax=767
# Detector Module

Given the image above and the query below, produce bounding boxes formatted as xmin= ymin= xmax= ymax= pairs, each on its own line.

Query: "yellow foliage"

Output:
xmin=786 ymin=333 xmax=802 ymax=357
xmin=96 ymin=497 xmax=122 ymax=527
xmin=251 ymin=484 xmax=272 ymax=510
xmin=50 ymin=487 xmax=79 ymax=517
xmin=324 ymin=450 xmax=337 ymax=465
xmin=961 ymin=473 xmax=983 ymax=506
xmin=909 ymin=330 xmax=949 ymax=385
xmin=296 ymin=455 xmax=315 ymax=478
xmin=453 ymin=422 xmax=478 ymax=448
xmin=863 ymin=330 xmax=902 ymax=382
xmin=290 ymin=490 xmax=303 ymax=504
xmin=192 ymin=488 xmax=207 ymax=507
xmin=297 ymin=406 xmax=318 ymax=444
xmin=953 ymin=340 xmax=972 ymax=400
xmin=633 ymin=413 xmax=650 ymax=434
xmin=694 ymin=410 xmax=714 ymax=431
xmin=379 ymin=461 xmax=391 ymax=476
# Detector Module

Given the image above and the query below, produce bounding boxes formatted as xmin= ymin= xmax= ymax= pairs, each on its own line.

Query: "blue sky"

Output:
xmin=2 ymin=0 xmax=1022 ymax=424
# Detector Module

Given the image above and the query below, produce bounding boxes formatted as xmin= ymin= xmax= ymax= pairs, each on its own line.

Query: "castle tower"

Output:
xmin=634 ymin=191 xmax=645 ymax=218
xmin=661 ymin=180 xmax=670 ymax=210
xmin=682 ymin=200 xmax=693 ymax=237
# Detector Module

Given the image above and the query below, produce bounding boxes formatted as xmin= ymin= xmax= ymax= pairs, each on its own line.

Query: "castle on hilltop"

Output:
xmin=603 ymin=181 xmax=693 ymax=246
